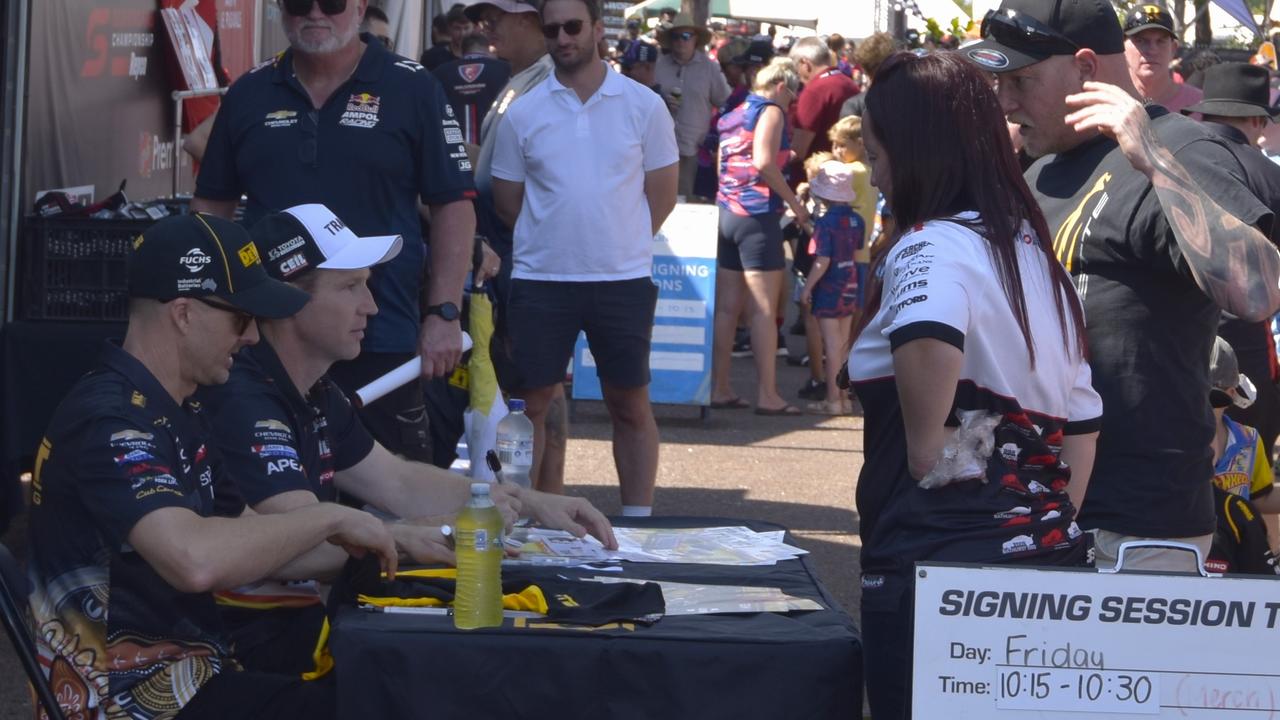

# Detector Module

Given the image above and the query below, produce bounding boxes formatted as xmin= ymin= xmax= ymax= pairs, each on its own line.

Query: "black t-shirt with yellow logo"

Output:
xmin=1025 ymin=106 xmax=1271 ymax=539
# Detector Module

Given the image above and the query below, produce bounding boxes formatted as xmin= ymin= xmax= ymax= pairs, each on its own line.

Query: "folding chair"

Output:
xmin=0 ymin=543 xmax=67 ymax=720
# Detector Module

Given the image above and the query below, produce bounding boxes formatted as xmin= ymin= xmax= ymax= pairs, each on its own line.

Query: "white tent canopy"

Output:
xmin=624 ymin=0 xmax=820 ymax=29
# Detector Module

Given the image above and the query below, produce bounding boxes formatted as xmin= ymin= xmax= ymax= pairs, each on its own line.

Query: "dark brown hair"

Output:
xmin=864 ymin=51 xmax=1086 ymax=365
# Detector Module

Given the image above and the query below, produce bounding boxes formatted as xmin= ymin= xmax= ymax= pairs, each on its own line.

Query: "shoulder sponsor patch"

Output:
xmin=131 ymin=391 xmax=147 ymax=407
xmin=966 ymin=48 xmax=1010 ymax=70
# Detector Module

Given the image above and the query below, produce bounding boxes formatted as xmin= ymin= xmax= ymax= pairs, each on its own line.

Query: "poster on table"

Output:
xmin=572 ymin=203 xmax=717 ymax=407
xmin=912 ymin=561 xmax=1280 ymax=718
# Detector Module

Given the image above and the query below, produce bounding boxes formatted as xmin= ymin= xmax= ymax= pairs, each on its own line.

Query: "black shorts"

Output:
xmin=718 ymin=208 xmax=785 ymax=272
xmin=505 ymin=277 xmax=657 ymax=390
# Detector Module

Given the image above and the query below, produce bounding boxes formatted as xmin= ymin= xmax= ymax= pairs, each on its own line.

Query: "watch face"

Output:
xmin=431 ymin=302 xmax=460 ymax=321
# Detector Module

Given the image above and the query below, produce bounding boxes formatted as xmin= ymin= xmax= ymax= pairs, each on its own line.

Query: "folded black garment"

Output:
xmin=331 ymin=556 xmax=665 ymax=626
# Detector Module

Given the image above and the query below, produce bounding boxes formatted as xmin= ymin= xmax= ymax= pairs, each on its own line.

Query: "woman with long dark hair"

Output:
xmin=847 ymin=52 xmax=1103 ymax=718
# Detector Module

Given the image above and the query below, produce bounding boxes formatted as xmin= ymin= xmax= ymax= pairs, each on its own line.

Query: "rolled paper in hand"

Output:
xmin=354 ymin=331 xmax=473 ymax=407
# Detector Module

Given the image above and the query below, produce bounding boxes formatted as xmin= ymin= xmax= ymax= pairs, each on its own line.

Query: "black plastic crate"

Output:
xmin=19 ymin=217 xmax=155 ymax=321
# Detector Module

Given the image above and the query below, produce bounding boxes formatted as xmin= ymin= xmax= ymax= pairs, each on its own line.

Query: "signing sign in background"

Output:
xmin=912 ymin=562 xmax=1280 ymax=718
xmin=572 ymin=203 xmax=717 ymax=407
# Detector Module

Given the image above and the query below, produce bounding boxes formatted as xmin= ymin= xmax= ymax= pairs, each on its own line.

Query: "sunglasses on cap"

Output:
xmin=194 ymin=296 xmax=256 ymax=335
xmin=280 ymin=0 xmax=346 ymax=17
xmin=542 ymin=19 xmax=585 ymax=39
xmin=981 ymin=8 xmax=1079 ymax=55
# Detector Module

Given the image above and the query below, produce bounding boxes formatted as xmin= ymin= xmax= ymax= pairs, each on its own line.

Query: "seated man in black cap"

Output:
xmin=1187 ymin=62 xmax=1280 ymax=461
xmin=964 ymin=0 xmax=1280 ymax=578
xmin=199 ymin=204 xmax=617 ymax=673
xmin=26 ymin=213 xmax=398 ymax=720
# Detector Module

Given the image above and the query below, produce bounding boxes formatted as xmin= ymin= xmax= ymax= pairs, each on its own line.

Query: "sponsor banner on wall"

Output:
xmin=24 ymin=0 xmax=256 ymax=205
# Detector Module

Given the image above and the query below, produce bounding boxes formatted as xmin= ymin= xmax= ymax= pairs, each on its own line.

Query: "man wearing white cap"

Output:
xmin=200 ymin=204 xmax=616 ymax=673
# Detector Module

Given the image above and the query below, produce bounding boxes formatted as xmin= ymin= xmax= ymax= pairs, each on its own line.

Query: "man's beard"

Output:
xmin=552 ymin=42 xmax=594 ymax=73
xmin=287 ymin=19 xmax=360 ymax=54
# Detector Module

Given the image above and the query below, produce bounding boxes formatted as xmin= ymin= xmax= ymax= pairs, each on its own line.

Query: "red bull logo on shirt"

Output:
xmin=340 ymin=93 xmax=381 ymax=129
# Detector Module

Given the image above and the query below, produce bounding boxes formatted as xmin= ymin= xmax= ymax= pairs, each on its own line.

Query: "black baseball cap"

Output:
xmin=1123 ymin=3 xmax=1176 ymax=37
xmin=732 ymin=39 xmax=774 ymax=66
xmin=128 ymin=213 xmax=309 ymax=318
xmin=250 ymin=203 xmax=402 ymax=282
xmin=964 ymin=0 xmax=1125 ymax=73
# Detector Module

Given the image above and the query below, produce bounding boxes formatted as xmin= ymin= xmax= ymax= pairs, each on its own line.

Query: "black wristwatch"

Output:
xmin=425 ymin=301 xmax=460 ymax=322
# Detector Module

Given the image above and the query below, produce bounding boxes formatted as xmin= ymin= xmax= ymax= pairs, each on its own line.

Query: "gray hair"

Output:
xmin=790 ymin=36 xmax=832 ymax=67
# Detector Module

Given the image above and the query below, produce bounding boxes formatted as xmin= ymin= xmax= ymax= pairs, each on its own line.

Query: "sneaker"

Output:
xmin=776 ymin=332 xmax=789 ymax=357
xmin=798 ymin=379 xmax=827 ymax=400
xmin=786 ymin=353 xmax=810 ymax=367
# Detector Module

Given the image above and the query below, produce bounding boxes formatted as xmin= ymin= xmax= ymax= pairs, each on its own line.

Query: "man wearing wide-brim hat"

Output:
xmin=654 ymin=12 xmax=731 ymax=198
xmin=1185 ymin=61 xmax=1280 ymax=461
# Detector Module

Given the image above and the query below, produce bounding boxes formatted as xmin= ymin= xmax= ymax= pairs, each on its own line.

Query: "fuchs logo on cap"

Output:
xmin=180 ymin=248 xmax=212 ymax=273
xmin=968 ymin=48 xmax=1010 ymax=69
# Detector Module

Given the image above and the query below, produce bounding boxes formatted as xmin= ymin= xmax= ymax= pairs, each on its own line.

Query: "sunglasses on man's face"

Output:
xmin=194 ymin=297 xmax=256 ymax=335
xmin=281 ymin=0 xmax=347 ymax=17
xmin=542 ymin=19 xmax=585 ymax=39
xmin=673 ymin=31 xmax=695 ymax=41
xmin=980 ymin=9 xmax=1078 ymax=55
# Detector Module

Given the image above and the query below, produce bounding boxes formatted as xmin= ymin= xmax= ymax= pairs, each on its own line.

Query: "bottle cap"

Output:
xmin=470 ymin=482 xmax=491 ymax=495
xmin=508 ymin=399 xmax=526 ymax=412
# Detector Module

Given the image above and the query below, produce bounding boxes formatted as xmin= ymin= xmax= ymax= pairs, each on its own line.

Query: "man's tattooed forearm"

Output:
xmin=1140 ymin=126 xmax=1280 ymax=321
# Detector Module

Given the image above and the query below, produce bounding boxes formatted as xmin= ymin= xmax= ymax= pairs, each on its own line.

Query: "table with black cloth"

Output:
xmin=330 ymin=516 xmax=862 ymax=720
xmin=0 ymin=321 xmax=124 ymax=528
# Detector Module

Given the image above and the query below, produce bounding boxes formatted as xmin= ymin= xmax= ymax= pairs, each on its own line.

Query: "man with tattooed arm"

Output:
xmin=965 ymin=0 xmax=1280 ymax=572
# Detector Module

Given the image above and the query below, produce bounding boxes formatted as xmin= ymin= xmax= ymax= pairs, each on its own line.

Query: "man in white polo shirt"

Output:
xmin=491 ymin=0 xmax=678 ymax=516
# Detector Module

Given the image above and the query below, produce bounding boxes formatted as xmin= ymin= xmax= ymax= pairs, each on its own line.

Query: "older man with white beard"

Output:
xmin=193 ymin=0 xmax=476 ymax=467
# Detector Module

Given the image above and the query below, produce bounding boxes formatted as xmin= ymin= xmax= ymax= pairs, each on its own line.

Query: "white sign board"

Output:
xmin=572 ymin=203 xmax=717 ymax=406
xmin=913 ymin=562 xmax=1280 ymax=718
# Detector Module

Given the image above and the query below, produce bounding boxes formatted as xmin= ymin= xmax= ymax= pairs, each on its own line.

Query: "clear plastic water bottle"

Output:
xmin=453 ymin=483 xmax=504 ymax=629
xmin=495 ymin=399 xmax=534 ymax=488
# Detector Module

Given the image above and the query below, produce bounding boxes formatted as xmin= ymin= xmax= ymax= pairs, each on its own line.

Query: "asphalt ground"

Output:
xmin=0 ymin=339 xmax=866 ymax=717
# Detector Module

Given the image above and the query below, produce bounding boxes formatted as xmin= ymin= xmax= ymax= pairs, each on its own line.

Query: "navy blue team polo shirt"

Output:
xmin=198 ymin=338 xmax=375 ymax=507
xmin=196 ymin=35 xmax=476 ymax=354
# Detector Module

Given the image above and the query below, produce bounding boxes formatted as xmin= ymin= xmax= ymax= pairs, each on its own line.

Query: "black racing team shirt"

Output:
xmin=196 ymin=33 xmax=476 ymax=355
xmin=198 ymin=338 xmax=375 ymax=510
xmin=27 ymin=342 xmax=234 ymax=720
xmin=433 ymin=54 xmax=510 ymax=146
xmin=1026 ymin=106 xmax=1271 ymax=539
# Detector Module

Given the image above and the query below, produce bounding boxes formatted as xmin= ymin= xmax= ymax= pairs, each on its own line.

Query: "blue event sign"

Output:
xmin=572 ymin=204 xmax=718 ymax=406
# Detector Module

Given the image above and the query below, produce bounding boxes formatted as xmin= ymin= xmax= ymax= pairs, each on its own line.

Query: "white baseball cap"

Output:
xmin=250 ymin=203 xmax=402 ymax=281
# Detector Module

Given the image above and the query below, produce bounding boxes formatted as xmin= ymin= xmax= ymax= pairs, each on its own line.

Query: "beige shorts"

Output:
xmin=1089 ymin=528 xmax=1213 ymax=573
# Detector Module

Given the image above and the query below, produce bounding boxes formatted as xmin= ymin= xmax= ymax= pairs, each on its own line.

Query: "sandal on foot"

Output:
xmin=755 ymin=404 xmax=803 ymax=416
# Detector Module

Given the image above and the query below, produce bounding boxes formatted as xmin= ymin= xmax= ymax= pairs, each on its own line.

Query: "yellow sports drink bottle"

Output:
xmin=453 ymin=483 xmax=503 ymax=629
